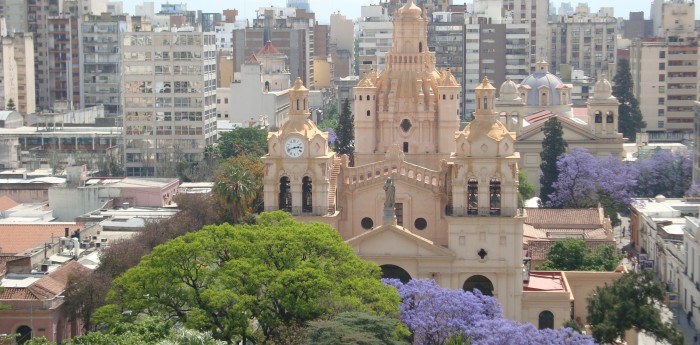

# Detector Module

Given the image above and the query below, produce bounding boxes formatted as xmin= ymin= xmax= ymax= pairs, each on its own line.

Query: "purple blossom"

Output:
xmin=384 ymin=279 xmax=595 ymax=345
xmin=634 ymin=148 xmax=692 ymax=198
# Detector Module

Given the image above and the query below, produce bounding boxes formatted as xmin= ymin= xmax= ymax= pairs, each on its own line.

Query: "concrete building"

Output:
xmin=630 ymin=0 xmax=697 ymax=134
xmin=695 ymin=102 xmax=700 ymax=185
xmin=121 ymin=29 xmax=217 ymax=177
xmin=428 ymin=11 xmax=464 ymax=116
xmin=79 ymin=13 xmax=128 ymax=119
xmin=357 ymin=5 xmax=393 ymax=75
xmin=107 ymin=1 xmax=123 ymax=15
xmin=623 ymin=11 xmax=653 ymax=39
xmin=549 ymin=8 xmax=618 ymax=79
xmin=134 ymin=1 xmax=155 ymax=19
xmin=0 ymin=32 xmax=35 ymax=117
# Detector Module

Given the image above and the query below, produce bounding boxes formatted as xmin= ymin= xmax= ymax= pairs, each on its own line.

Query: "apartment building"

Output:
xmin=122 ymin=29 xmax=217 ymax=177
xmin=549 ymin=7 xmax=617 ymax=78
xmin=630 ymin=1 xmax=697 ymax=133
xmin=499 ymin=0 xmax=549 ymax=71
xmin=357 ymin=5 xmax=393 ymax=75
xmin=0 ymin=32 xmax=35 ymax=117
xmin=79 ymin=13 xmax=128 ymax=119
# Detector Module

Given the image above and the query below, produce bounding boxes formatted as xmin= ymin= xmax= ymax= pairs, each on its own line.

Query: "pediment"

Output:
xmin=518 ymin=117 xmax=598 ymax=142
xmin=347 ymin=223 xmax=455 ymax=258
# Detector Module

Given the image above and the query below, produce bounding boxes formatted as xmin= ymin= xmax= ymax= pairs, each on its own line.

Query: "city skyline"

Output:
xmin=120 ymin=0 xmax=699 ymax=23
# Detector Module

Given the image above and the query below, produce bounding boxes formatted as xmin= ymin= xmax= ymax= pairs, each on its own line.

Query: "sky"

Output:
xmin=120 ymin=1 xmax=700 ymax=24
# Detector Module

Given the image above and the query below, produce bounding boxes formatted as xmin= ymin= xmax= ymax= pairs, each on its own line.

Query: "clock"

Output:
xmin=284 ymin=137 xmax=305 ymax=157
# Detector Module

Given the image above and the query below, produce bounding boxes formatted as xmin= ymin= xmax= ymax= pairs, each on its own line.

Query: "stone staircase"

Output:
xmin=327 ymin=156 xmax=342 ymax=214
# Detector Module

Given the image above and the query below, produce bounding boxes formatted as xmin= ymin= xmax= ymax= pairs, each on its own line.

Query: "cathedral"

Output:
xmin=262 ymin=0 xmax=623 ymax=329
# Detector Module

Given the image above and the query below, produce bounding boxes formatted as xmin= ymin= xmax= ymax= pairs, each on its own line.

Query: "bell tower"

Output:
xmin=262 ymin=78 xmax=337 ymax=216
xmin=447 ymin=76 xmax=524 ymax=321
xmin=587 ymin=77 xmax=620 ymax=137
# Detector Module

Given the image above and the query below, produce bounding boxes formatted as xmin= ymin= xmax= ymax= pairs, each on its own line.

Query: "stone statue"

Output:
xmin=383 ymin=177 xmax=395 ymax=209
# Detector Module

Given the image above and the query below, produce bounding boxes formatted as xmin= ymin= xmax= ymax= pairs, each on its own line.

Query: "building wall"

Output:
xmin=329 ymin=13 xmax=354 ymax=52
xmin=0 ymin=33 xmax=36 ymax=117
xmin=121 ymin=30 xmax=217 ymax=177
xmin=549 ymin=14 xmax=617 ymax=78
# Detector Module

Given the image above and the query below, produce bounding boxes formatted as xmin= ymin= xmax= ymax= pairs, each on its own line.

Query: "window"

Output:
xmin=659 ymin=62 xmax=665 ymax=70
xmin=395 ymin=203 xmax=404 ymax=226
xmin=414 ymin=218 xmax=427 ymax=230
xmin=659 ymin=86 xmax=665 ymax=93
xmin=659 ymin=74 xmax=665 ymax=82
xmin=538 ymin=311 xmax=554 ymax=329
xmin=403 ymin=142 xmax=409 ymax=153
xmin=468 ymin=179 xmax=478 ymax=215
xmin=658 ymin=120 xmax=665 ymax=128
xmin=489 ymin=178 xmax=501 ymax=216
xmin=594 ymin=111 xmax=602 ymax=123
xmin=659 ymin=51 xmax=666 ymax=58
xmin=361 ymin=217 xmax=374 ymax=230
xmin=658 ymin=98 xmax=665 ymax=105
xmin=658 ymin=109 xmax=665 ymax=117
xmin=278 ymin=176 xmax=292 ymax=212
xmin=302 ymin=176 xmax=312 ymax=213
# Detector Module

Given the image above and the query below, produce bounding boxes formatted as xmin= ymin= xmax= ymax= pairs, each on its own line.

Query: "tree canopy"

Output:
xmin=634 ymin=148 xmax=692 ymax=198
xmin=587 ymin=270 xmax=683 ymax=345
xmin=106 ymin=212 xmax=400 ymax=344
xmin=386 ymin=279 xmax=595 ymax=345
xmin=539 ymin=118 xmax=568 ymax=205
xmin=334 ymin=98 xmax=355 ymax=165
xmin=537 ymin=238 xmax=621 ymax=272
xmin=216 ymin=127 xmax=268 ymax=159
xmin=517 ymin=170 xmax=535 ymax=206
xmin=212 ymin=155 xmax=264 ymax=223
xmin=612 ymin=59 xmax=646 ymax=142
xmin=5 ymin=99 xmax=15 ymax=111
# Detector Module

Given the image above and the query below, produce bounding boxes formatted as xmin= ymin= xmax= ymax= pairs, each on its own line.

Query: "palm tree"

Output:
xmin=213 ymin=159 xmax=261 ymax=222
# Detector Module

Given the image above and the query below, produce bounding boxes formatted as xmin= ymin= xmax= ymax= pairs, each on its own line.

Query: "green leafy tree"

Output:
xmin=5 ymin=98 xmax=15 ymax=111
xmin=212 ymin=155 xmax=263 ymax=223
xmin=587 ymin=270 xmax=683 ymax=345
xmin=354 ymin=38 xmax=360 ymax=76
xmin=216 ymin=127 xmax=268 ymax=159
xmin=305 ymin=311 xmax=409 ymax=345
xmin=612 ymin=59 xmax=646 ymax=142
xmin=539 ymin=118 xmax=567 ymax=204
xmin=334 ymin=98 xmax=355 ymax=165
xmin=107 ymin=212 xmax=400 ymax=343
xmin=537 ymin=238 xmax=621 ymax=271
xmin=517 ymin=170 xmax=535 ymax=206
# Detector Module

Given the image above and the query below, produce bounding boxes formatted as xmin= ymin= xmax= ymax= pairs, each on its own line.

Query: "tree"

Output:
xmin=547 ymin=148 xmax=636 ymax=218
xmin=612 ymin=59 xmax=646 ymax=142
xmin=5 ymin=98 xmax=15 ymax=111
xmin=539 ymin=118 xmax=567 ymax=205
xmin=107 ymin=212 xmax=400 ymax=343
xmin=334 ymin=98 xmax=355 ymax=165
xmin=517 ymin=170 xmax=535 ymax=206
xmin=587 ymin=270 xmax=683 ymax=345
xmin=62 ymin=272 xmax=113 ymax=332
xmin=537 ymin=239 xmax=621 ymax=272
xmin=385 ymin=279 xmax=595 ymax=345
xmin=216 ymin=127 xmax=268 ymax=159
xmin=212 ymin=155 xmax=264 ymax=223
xmin=306 ymin=312 xmax=409 ymax=345
xmin=634 ymin=148 xmax=692 ymax=198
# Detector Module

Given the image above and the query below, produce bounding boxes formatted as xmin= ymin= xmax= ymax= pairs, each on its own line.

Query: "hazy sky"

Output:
xmin=120 ymin=1 xmax=699 ymax=24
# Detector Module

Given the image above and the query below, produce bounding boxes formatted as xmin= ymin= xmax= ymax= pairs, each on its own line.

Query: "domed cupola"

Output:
xmin=592 ymin=77 xmax=613 ymax=100
xmin=498 ymin=77 xmax=521 ymax=102
xmin=518 ymin=59 xmax=567 ymax=107
xmin=398 ymin=0 xmax=422 ymax=18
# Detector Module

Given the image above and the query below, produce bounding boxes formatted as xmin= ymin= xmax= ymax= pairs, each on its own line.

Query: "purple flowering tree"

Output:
xmin=634 ymin=149 xmax=692 ymax=198
xmin=547 ymin=148 xmax=636 ymax=224
xmin=384 ymin=279 xmax=595 ymax=345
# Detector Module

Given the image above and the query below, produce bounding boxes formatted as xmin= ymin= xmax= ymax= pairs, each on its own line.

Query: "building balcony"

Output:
xmin=446 ymin=206 xmax=522 ymax=218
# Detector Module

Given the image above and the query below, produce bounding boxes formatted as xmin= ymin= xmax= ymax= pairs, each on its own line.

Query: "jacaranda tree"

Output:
xmin=633 ymin=148 xmax=692 ymax=198
xmin=385 ymin=279 xmax=595 ymax=345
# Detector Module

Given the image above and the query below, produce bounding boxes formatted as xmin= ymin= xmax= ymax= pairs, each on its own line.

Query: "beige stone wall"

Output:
xmin=562 ymin=271 xmax=624 ymax=324
xmin=521 ymin=290 xmax=573 ymax=328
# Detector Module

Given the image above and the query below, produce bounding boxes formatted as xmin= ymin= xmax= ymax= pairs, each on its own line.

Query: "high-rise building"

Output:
xmin=548 ymin=8 xmax=618 ymax=78
xmin=122 ymin=29 xmax=217 ymax=177
xmin=630 ymin=0 xmax=697 ymax=134
xmin=428 ymin=11 xmax=465 ymax=116
xmin=79 ymin=13 xmax=127 ymax=119
xmin=357 ymin=5 xmax=393 ymax=75
xmin=107 ymin=1 xmax=124 ymax=15
xmin=0 ymin=32 xmax=35 ymax=117
xmin=46 ymin=13 xmax=81 ymax=110
xmin=287 ymin=0 xmax=310 ymax=12
xmin=498 ymin=0 xmax=549 ymax=71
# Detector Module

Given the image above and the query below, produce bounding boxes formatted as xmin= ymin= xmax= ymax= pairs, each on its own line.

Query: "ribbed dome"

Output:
xmin=399 ymin=0 xmax=422 ymax=18
xmin=592 ymin=78 xmax=613 ymax=99
xmin=498 ymin=77 xmax=520 ymax=101
xmin=519 ymin=68 xmax=565 ymax=106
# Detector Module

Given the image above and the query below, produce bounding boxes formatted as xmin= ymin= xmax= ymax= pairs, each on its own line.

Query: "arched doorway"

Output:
xmin=16 ymin=325 xmax=32 ymax=344
xmin=538 ymin=310 xmax=554 ymax=329
xmin=279 ymin=176 xmax=291 ymax=212
xmin=463 ymin=275 xmax=494 ymax=296
xmin=380 ymin=264 xmax=412 ymax=284
xmin=302 ymin=176 xmax=312 ymax=213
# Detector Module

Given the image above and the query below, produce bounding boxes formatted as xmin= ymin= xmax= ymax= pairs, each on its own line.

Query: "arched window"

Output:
xmin=606 ymin=111 xmax=614 ymax=123
xmin=279 ymin=176 xmax=292 ymax=212
xmin=594 ymin=110 xmax=602 ymax=123
xmin=540 ymin=92 xmax=548 ymax=106
xmin=264 ymin=81 xmax=270 ymax=92
xmin=538 ymin=311 xmax=554 ymax=329
xmin=467 ymin=178 xmax=478 ymax=215
xmin=483 ymin=97 xmax=488 ymax=110
xmin=360 ymin=95 xmax=363 ymax=101
xmin=489 ymin=178 xmax=501 ymax=216
xmin=419 ymin=42 xmax=423 ymax=52
xmin=16 ymin=325 xmax=32 ymax=345
xmin=463 ymin=275 xmax=494 ymax=296
xmin=367 ymin=110 xmax=371 ymax=117
xmin=381 ymin=264 xmax=412 ymax=283
xmin=296 ymin=99 xmax=300 ymax=111
xmin=302 ymin=176 xmax=312 ymax=213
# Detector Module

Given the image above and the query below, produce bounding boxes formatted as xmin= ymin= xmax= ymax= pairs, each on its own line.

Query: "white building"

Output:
xmin=357 ymin=5 xmax=393 ymax=75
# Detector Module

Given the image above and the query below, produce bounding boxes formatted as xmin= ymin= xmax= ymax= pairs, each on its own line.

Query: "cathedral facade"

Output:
xmin=262 ymin=0 xmax=623 ymax=329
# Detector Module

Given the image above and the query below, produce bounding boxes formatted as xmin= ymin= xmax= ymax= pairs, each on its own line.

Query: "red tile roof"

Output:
xmin=0 ymin=223 xmax=81 ymax=255
xmin=245 ymin=54 xmax=259 ymax=62
xmin=525 ymin=208 xmax=602 ymax=229
xmin=257 ymin=41 xmax=281 ymax=55
xmin=0 ymin=261 xmax=91 ymax=301
xmin=524 ymin=271 xmax=566 ymax=291
xmin=0 ymin=196 xmax=19 ymax=211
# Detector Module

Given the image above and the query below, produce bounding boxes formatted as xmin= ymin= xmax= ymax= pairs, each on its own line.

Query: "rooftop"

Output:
xmin=0 ymin=223 xmax=81 ymax=255
xmin=524 ymin=271 xmax=567 ymax=292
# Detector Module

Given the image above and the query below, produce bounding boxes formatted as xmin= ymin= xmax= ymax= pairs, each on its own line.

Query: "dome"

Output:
xmin=399 ymin=0 xmax=422 ymax=18
xmin=498 ymin=77 xmax=520 ymax=101
xmin=592 ymin=78 xmax=613 ymax=99
xmin=519 ymin=66 xmax=565 ymax=106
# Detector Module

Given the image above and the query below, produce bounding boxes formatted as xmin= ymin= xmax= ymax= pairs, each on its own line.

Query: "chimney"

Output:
xmin=6 ymin=257 xmax=32 ymax=274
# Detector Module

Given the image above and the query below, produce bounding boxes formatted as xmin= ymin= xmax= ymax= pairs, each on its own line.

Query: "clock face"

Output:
xmin=284 ymin=137 xmax=305 ymax=158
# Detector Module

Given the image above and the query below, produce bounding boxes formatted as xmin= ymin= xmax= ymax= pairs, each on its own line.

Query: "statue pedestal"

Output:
xmin=383 ymin=207 xmax=397 ymax=225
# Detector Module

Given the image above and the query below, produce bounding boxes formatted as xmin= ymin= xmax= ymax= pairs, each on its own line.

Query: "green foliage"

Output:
xmin=305 ymin=311 xmax=409 ymax=345
xmin=5 ymin=98 xmax=15 ymax=111
xmin=445 ymin=333 xmax=472 ymax=345
xmin=587 ymin=270 xmax=683 ymax=345
xmin=539 ymin=118 xmax=567 ymax=204
xmin=334 ymin=98 xmax=355 ymax=164
xmin=612 ymin=59 xmax=646 ymax=142
xmin=354 ymin=38 xmax=360 ymax=76
xmin=212 ymin=155 xmax=263 ymax=222
xmin=538 ymin=239 xmax=621 ymax=271
xmin=317 ymin=101 xmax=339 ymax=130
xmin=517 ymin=170 xmax=535 ymax=206
xmin=108 ymin=212 xmax=400 ymax=343
xmin=216 ymin=127 xmax=268 ymax=159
